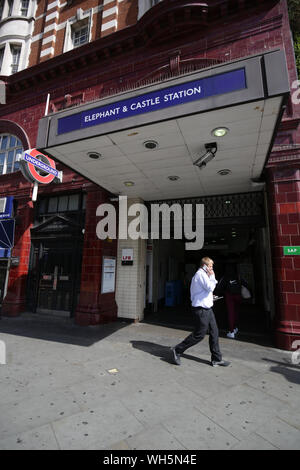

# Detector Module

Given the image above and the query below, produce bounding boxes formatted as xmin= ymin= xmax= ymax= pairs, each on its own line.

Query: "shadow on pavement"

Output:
xmin=130 ymin=340 xmax=211 ymax=366
xmin=0 ymin=314 xmax=130 ymax=347
xmin=262 ymin=357 xmax=300 ymax=385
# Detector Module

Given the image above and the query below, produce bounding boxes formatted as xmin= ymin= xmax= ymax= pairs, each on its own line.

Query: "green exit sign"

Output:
xmin=284 ymin=246 xmax=300 ymax=255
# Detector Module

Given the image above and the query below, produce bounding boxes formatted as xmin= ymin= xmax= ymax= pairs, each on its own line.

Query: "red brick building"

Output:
xmin=0 ymin=0 xmax=299 ymax=350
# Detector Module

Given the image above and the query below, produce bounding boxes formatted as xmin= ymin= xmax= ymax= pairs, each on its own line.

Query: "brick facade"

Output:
xmin=0 ymin=0 xmax=299 ymax=348
xmin=28 ymin=0 xmax=138 ymax=66
xmin=75 ymin=185 xmax=118 ymax=326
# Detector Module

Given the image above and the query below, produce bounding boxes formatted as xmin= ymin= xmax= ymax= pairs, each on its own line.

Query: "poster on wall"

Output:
xmin=101 ymin=257 xmax=116 ymax=294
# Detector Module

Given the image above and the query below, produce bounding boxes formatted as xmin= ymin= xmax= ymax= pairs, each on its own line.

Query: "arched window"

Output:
xmin=0 ymin=134 xmax=23 ymax=175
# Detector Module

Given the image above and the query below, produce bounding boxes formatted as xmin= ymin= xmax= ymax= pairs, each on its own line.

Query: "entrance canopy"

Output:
xmin=37 ymin=50 xmax=289 ymax=200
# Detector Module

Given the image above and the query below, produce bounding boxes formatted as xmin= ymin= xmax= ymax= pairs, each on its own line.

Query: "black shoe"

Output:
xmin=171 ymin=347 xmax=181 ymax=365
xmin=211 ymin=360 xmax=231 ymax=367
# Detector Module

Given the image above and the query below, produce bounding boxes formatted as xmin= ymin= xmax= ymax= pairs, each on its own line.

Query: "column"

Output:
xmin=101 ymin=0 xmax=118 ymax=36
xmin=40 ymin=0 xmax=60 ymax=61
xmin=266 ymin=164 xmax=300 ymax=350
xmin=115 ymin=198 xmax=147 ymax=321
xmin=75 ymin=186 xmax=118 ymax=326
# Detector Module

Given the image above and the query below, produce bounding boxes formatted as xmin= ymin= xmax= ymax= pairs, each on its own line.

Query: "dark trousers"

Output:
xmin=175 ymin=307 xmax=222 ymax=362
xmin=225 ymin=292 xmax=242 ymax=332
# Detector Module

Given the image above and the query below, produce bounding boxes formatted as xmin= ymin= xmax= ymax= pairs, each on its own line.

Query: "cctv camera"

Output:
xmin=193 ymin=142 xmax=217 ymax=169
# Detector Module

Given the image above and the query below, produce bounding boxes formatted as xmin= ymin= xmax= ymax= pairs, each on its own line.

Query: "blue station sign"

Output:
xmin=0 ymin=196 xmax=14 ymax=220
xmin=58 ymin=68 xmax=247 ymax=135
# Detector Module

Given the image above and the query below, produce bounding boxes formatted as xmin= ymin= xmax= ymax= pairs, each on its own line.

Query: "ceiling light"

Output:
xmin=124 ymin=181 xmax=135 ymax=187
xmin=143 ymin=140 xmax=159 ymax=150
xmin=87 ymin=152 xmax=102 ymax=160
xmin=193 ymin=142 xmax=217 ymax=169
xmin=225 ymin=200 xmax=231 ymax=204
xmin=212 ymin=127 xmax=229 ymax=137
xmin=218 ymin=169 xmax=232 ymax=176
xmin=168 ymin=176 xmax=180 ymax=181
xmin=128 ymin=132 xmax=139 ymax=136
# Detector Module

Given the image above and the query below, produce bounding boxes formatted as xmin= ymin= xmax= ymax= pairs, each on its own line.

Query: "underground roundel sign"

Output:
xmin=18 ymin=149 xmax=63 ymax=185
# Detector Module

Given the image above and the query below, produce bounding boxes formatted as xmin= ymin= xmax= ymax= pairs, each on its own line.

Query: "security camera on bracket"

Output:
xmin=193 ymin=142 xmax=218 ymax=169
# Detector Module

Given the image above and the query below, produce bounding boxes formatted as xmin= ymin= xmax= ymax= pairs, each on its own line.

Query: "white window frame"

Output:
xmin=0 ymin=1 xmax=4 ymax=20
xmin=72 ymin=22 xmax=89 ymax=48
xmin=10 ymin=44 xmax=21 ymax=74
xmin=0 ymin=47 xmax=4 ymax=73
xmin=20 ymin=0 xmax=29 ymax=16
xmin=7 ymin=0 xmax=12 ymax=16
xmin=138 ymin=0 xmax=162 ymax=20
xmin=63 ymin=8 xmax=92 ymax=53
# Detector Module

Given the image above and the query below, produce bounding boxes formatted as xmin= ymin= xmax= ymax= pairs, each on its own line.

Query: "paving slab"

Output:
xmin=0 ymin=424 xmax=59 ymax=450
xmin=231 ymin=433 xmax=279 ymax=450
xmin=125 ymin=424 xmax=186 ymax=450
xmin=255 ymin=417 xmax=300 ymax=450
xmin=51 ymin=399 xmax=144 ymax=450
xmin=162 ymin=407 xmax=239 ymax=450
xmin=0 ymin=315 xmax=299 ymax=450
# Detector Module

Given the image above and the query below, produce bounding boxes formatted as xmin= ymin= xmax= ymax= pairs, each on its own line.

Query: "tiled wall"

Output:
xmin=116 ymin=198 xmax=147 ymax=320
xmin=267 ymin=165 xmax=300 ymax=350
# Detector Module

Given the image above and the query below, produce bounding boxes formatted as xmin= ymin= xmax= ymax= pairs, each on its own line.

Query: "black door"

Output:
xmin=36 ymin=240 xmax=81 ymax=316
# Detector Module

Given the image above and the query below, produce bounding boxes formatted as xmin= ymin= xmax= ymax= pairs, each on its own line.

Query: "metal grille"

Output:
xmin=148 ymin=192 xmax=264 ymax=219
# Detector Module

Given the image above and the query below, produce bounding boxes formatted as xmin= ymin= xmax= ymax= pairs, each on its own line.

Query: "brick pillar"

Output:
xmin=75 ymin=186 xmax=118 ymax=326
xmin=101 ymin=0 xmax=119 ymax=37
xmin=266 ymin=164 xmax=300 ymax=350
xmin=2 ymin=197 xmax=34 ymax=317
xmin=40 ymin=0 xmax=60 ymax=61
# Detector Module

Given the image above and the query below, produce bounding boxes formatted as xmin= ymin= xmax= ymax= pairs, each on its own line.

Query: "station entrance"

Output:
xmin=144 ymin=191 xmax=274 ymax=340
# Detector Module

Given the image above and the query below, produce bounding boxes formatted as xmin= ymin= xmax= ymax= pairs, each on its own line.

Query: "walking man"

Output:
xmin=171 ymin=257 xmax=230 ymax=367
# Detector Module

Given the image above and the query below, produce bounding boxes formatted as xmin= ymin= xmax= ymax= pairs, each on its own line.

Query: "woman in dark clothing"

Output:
xmin=218 ymin=264 xmax=249 ymax=339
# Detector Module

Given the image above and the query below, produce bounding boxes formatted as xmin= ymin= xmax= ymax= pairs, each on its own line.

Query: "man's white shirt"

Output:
xmin=190 ymin=268 xmax=218 ymax=308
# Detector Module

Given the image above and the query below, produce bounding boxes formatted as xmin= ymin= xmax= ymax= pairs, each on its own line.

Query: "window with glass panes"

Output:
xmin=0 ymin=0 xmax=4 ymax=20
xmin=11 ymin=45 xmax=21 ymax=74
xmin=38 ymin=194 xmax=85 ymax=214
xmin=20 ymin=0 xmax=29 ymax=16
xmin=72 ymin=23 xmax=89 ymax=47
xmin=0 ymin=48 xmax=4 ymax=73
xmin=7 ymin=0 xmax=13 ymax=16
xmin=0 ymin=135 xmax=23 ymax=175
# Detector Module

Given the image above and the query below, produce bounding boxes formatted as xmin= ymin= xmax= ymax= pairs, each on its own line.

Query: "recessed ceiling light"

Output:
xmin=167 ymin=176 xmax=180 ymax=181
xmin=218 ymin=169 xmax=232 ymax=176
xmin=87 ymin=152 xmax=102 ymax=160
xmin=143 ymin=140 xmax=159 ymax=150
xmin=212 ymin=127 xmax=229 ymax=137
xmin=124 ymin=181 xmax=135 ymax=187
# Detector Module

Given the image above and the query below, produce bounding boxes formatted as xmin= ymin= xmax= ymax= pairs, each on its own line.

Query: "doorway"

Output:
xmin=30 ymin=239 xmax=82 ymax=317
xmin=144 ymin=225 xmax=274 ymax=338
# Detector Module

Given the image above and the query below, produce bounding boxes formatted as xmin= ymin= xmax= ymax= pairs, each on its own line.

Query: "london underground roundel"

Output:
xmin=18 ymin=149 xmax=62 ymax=185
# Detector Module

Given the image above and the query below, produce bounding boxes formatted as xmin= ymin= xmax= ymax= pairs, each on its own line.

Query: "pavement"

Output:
xmin=0 ymin=313 xmax=299 ymax=450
